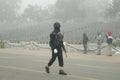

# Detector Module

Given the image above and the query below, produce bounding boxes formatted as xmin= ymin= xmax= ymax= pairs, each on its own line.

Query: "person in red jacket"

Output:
xmin=106 ymin=31 xmax=113 ymax=56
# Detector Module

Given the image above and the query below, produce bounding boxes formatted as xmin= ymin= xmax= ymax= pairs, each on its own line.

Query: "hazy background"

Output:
xmin=0 ymin=0 xmax=120 ymax=43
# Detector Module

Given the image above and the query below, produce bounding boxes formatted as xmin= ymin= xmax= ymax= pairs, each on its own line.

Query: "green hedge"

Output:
xmin=0 ymin=41 xmax=4 ymax=48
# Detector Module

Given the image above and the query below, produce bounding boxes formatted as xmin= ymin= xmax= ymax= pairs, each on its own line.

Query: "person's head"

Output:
xmin=108 ymin=31 xmax=112 ymax=36
xmin=83 ymin=33 xmax=86 ymax=36
xmin=97 ymin=32 xmax=101 ymax=36
xmin=53 ymin=22 xmax=60 ymax=33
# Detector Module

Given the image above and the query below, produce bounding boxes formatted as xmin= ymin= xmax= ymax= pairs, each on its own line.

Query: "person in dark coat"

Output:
xmin=45 ymin=22 xmax=67 ymax=75
xmin=83 ymin=33 xmax=89 ymax=54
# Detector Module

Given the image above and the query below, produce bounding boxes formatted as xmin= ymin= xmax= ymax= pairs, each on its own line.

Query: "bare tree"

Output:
xmin=0 ymin=0 xmax=22 ymax=23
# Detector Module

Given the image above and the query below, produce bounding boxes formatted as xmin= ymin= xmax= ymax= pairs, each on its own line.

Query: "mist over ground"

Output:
xmin=0 ymin=0 xmax=120 ymax=43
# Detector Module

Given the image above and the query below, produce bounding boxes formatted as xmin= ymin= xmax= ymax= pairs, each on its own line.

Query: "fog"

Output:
xmin=0 ymin=0 xmax=119 ymax=43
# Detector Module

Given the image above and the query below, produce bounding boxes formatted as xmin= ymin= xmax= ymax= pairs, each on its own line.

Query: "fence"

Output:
xmin=1 ymin=40 xmax=120 ymax=54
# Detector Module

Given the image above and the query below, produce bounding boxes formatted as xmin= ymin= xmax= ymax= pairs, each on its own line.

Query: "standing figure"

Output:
xmin=45 ymin=22 xmax=67 ymax=75
xmin=83 ymin=33 xmax=89 ymax=54
xmin=96 ymin=32 xmax=102 ymax=55
xmin=106 ymin=31 xmax=113 ymax=56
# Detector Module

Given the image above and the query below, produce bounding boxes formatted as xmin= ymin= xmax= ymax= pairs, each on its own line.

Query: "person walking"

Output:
xmin=96 ymin=32 xmax=102 ymax=55
xmin=83 ymin=33 xmax=89 ymax=54
xmin=45 ymin=22 xmax=67 ymax=75
xmin=106 ymin=31 xmax=113 ymax=56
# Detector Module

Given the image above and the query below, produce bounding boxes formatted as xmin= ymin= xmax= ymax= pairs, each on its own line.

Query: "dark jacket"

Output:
xmin=49 ymin=31 xmax=63 ymax=48
xmin=83 ymin=33 xmax=89 ymax=44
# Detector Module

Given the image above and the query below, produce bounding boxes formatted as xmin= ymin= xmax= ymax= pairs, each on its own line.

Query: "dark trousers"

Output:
xmin=48 ymin=47 xmax=64 ymax=67
xmin=83 ymin=43 xmax=87 ymax=54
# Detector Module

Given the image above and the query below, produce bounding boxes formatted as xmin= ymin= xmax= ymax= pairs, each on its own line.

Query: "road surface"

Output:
xmin=0 ymin=48 xmax=120 ymax=80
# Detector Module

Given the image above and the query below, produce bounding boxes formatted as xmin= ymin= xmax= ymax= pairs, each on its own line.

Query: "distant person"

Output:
xmin=83 ymin=33 xmax=89 ymax=54
xmin=119 ymin=33 xmax=120 ymax=38
xmin=106 ymin=31 xmax=113 ymax=56
xmin=96 ymin=32 xmax=102 ymax=55
xmin=45 ymin=22 xmax=67 ymax=75
xmin=113 ymin=37 xmax=117 ymax=48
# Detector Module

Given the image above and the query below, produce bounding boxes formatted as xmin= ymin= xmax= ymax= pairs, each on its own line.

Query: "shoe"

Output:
xmin=59 ymin=70 xmax=67 ymax=75
xmin=108 ymin=55 xmax=112 ymax=56
xmin=96 ymin=54 xmax=101 ymax=55
xmin=83 ymin=52 xmax=87 ymax=54
xmin=45 ymin=66 xmax=50 ymax=73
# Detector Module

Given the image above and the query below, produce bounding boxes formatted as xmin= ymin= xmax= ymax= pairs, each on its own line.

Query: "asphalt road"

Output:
xmin=0 ymin=49 xmax=120 ymax=80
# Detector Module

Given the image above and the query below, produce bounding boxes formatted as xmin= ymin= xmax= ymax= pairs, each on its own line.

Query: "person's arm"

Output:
xmin=62 ymin=42 xmax=67 ymax=53
xmin=62 ymin=42 xmax=67 ymax=58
